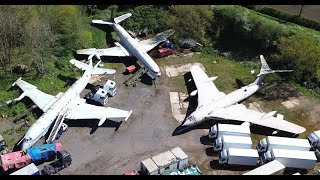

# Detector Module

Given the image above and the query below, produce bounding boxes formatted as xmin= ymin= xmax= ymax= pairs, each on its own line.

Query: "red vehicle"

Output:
xmin=0 ymin=150 xmax=31 ymax=171
xmin=157 ymin=48 xmax=173 ymax=58
xmin=124 ymin=169 xmax=139 ymax=175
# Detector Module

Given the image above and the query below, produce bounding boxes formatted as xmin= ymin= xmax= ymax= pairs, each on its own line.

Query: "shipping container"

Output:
xmin=170 ymin=147 xmax=188 ymax=169
xmin=141 ymin=158 xmax=159 ymax=175
xmin=152 ymin=150 xmax=177 ymax=174
xmin=243 ymin=160 xmax=285 ymax=175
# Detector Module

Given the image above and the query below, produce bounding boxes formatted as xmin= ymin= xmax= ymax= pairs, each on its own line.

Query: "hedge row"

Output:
xmin=256 ymin=6 xmax=320 ymax=31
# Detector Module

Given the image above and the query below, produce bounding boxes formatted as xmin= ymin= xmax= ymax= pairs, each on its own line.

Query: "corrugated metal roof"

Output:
xmin=141 ymin=158 xmax=158 ymax=173
xmin=170 ymin=147 xmax=188 ymax=160
xmin=152 ymin=151 xmax=177 ymax=167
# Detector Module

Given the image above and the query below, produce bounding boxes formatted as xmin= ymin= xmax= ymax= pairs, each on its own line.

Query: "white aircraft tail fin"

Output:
xmin=253 ymin=55 xmax=293 ymax=85
xmin=257 ymin=55 xmax=293 ymax=76
xmin=92 ymin=13 xmax=132 ymax=25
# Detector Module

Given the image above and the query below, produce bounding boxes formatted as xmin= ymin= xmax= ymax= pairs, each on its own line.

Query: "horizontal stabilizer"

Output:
xmin=92 ymin=20 xmax=113 ymax=25
xmin=114 ymin=13 xmax=132 ymax=24
xmin=92 ymin=68 xmax=116 ymax=75
xmin=70 ymin=59 xmax=90 ymax=71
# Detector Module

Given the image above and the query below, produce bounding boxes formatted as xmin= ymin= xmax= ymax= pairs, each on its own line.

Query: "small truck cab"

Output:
xmin=103 ymin=80 xmax=117 ymax=97
xmin=91 ymin=88 xmax=108 ymax=105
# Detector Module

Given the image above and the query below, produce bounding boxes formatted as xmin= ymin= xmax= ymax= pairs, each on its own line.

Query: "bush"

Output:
xmin=211 ymin=5 xmax=294 ymax=58
xmin=271 ymin=33 xmax=320 ymax=87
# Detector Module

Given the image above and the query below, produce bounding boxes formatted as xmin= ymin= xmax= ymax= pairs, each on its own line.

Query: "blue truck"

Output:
xmin=26 ymin=143 xmax=62 ymax=164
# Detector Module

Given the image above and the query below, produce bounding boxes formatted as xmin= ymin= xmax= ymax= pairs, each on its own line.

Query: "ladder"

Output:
xmin=46 ymin=111 xmax=68 ymax=144
xmin=123 ymin=61 xmax=148 ymax=86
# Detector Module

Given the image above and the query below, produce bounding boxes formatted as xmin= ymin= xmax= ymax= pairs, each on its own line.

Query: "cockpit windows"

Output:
xmin=187 ymin=116 xmax=196 ymax=122
xmin=25 ymin=137 xmax=32 ymax=142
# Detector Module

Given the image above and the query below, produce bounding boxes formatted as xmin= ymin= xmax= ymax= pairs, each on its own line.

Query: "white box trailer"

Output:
xmin=308 ymin=130 xmax=320 ymax=150
xmin=209 ymin=124 xmax=251 ymax=139
xmin=261 ymin=149 xmax=317 ymax=170
xmin=257 ymin=136 xmax=311 ymax=153
xmin=214 ymin=135 xmax=252 ymax=151
xmin=243 ymin=160 xmax=285 ymax=175
xmin=219 ymin=148 xmax=259 ymax=166
xmin=170 ymin=147 xmax=188 ymax=169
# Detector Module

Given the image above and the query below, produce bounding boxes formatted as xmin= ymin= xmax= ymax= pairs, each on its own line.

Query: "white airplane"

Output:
xmin=12 ymin=54 xmax=132 ymax=150
xmin=182 ymin=55 xmax=306 ymax=135
xmin=76 ymin=13 xmax=174 ymax=82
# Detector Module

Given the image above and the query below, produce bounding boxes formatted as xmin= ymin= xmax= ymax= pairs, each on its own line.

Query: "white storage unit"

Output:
xmin=141 ymin=158 xmax=159 ymax=175
xmin=243 ymin=160 xmax=285 ymax=175
xmin=152 ymin=150 xmax=177 ymax=174
xmin=170 ymin=147 xmax=188 ymax=169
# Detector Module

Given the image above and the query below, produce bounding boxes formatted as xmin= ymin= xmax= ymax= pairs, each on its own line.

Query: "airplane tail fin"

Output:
xmin=257 ymin=55 xmax=293 ymax=76
xmin=92 ymin=13 xmax=132 ymax=25
xmin=253 ymin=55 xmax=293 ymax=85
xmin=70 ymin=54 xmax=116 ymax=75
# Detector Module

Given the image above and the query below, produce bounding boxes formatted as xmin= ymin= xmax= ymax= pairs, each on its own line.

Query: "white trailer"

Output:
xmin=209 ymin=124 xmax=251 ymax=139
xmin=308 ymin=130 xmax=320 ymax=150
xmin=213 ymin=135 xmax=252 ymax=151
xmin=219 ymin=148 xmax=259 ymax=166
xmin=243 ymin=160 xmax=285 ymax=175
xmin=261 ymin=149 xmax=317 ymax=170
xmin=257 ymin=136 xmax=311 ymax=153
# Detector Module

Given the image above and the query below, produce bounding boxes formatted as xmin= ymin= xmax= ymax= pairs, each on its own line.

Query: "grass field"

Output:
xmin=266 ymin=5 xmax=320 ymax=22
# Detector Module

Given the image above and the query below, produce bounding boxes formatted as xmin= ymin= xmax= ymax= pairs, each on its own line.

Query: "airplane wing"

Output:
xmin=139 ymin=29 xmax=175 ymax=52
xmin=190 ymin=65 xmax=226 ymax=107
xmin=65 ymin=100 xmax=132 ymax=126
xmin=76 ymin=46 xmax=132 ymax=57
xmin=208 ymin=104 xmax=306 ymax=134
xmin=12 ymin=78 xmax=62 ymax=112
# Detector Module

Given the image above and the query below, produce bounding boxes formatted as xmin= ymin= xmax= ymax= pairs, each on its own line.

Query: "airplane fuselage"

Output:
xmin=21 ymin=71 xmax=92 ymax=150
xmin=184 ymin=83 xmax=260 ymax=126
xmin=112 ymin=23 xmax=161 ymax=79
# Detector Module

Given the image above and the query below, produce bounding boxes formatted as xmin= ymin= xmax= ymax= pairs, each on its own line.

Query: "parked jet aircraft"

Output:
xmin=12 ymin=54 xmax=132 ymax=150
xmin=76 ymin=13 xmax=174 ymax=84
xmin=182 ymin=55 xmax=305 ymax=135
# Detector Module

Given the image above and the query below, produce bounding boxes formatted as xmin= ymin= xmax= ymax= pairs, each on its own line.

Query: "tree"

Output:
xmin=271 ymin=33 xmax=320 ymax=87
xmin=0 ymin=6 xmax=23 ymax=77
xmin=167 ymin=5 xmax=213 ymax=44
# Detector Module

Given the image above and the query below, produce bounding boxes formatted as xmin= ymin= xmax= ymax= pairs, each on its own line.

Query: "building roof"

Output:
xmin=152 ymin=150 xmax=177 ymax=167
xmin=170 ymin=147 xmax=188 ymax=160
xmin=141 ymin=158 xmax=158 ymax=173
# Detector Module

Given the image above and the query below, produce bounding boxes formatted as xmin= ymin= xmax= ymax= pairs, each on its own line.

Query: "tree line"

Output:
xmin=1 ymin=5 xmax=320 ymax=92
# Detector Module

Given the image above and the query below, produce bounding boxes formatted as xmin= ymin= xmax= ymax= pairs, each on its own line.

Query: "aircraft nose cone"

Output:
xmin=182 ymin=119 xmax=192 ymax=126
xmin=21 ymin=141 xmax=30 ymax=150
